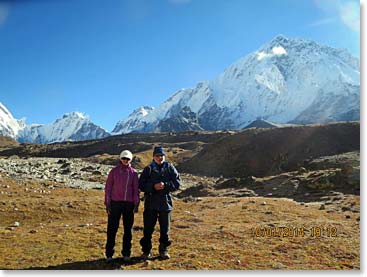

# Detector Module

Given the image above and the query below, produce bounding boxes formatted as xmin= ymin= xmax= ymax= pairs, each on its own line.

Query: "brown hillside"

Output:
xmin=178 ymin=122 xmax=359 ymax=178
xmin=0 ymin=136 xmax=19 ymax=150
xmin=0 ymin=131 xmax=231 ymax=158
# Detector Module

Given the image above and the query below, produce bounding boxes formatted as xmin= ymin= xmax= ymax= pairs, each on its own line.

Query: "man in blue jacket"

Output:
xmin=139 ymin=146 xmax=180 ymax=260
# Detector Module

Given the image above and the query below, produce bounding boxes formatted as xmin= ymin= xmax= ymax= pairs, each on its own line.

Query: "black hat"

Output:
xmin=153 ymin=146 xmax=165 ymax=156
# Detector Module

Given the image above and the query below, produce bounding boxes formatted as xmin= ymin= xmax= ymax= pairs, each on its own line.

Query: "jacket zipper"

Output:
xmin=124 ymin=170 xmax=130 ymax=201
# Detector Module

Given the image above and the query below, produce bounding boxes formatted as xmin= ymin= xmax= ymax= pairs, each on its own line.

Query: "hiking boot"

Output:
xmin=105 ymin=257 xmax=113 ymax=264
xmin=122 ymin=256 xmax=131 ymax=263
xmin=141 ymin=252 xmax=152 ymax=260
xmin=159 ymin=251 xmax=170 ymax=260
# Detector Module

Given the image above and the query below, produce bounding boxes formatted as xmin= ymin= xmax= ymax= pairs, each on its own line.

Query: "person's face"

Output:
xmin=121 ymin=157 xmax=131 ymax=165
xmin=153 ymin=154 xmax=165 ymax=165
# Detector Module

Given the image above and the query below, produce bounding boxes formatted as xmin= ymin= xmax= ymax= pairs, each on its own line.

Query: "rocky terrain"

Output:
xmin=0 ymin=121 xmax=360 ymax=270
xmin=0 ymin=156 xmax=215 ymax=193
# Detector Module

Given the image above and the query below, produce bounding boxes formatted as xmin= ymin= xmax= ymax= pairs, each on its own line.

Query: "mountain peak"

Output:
xmin=0 ymin=102 xmax=25 ymax=138
xmin=62 ymin=112 xmax=87 ymax=120
xmin=270 ymin=34 xmax=289 ymax=44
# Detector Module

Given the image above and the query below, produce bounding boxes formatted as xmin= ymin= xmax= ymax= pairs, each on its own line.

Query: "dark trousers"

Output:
xmin=140 ymin=209 xmax=171 ymax=253
xmin=105 ymin=201 xmax=134 ymax=257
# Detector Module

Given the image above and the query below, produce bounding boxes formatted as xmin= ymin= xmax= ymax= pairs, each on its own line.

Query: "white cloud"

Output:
xmin=272 ymin=46 xmax=287 ymax=55
xmin=313 ymin=0 xmax=360 ymax=32
xmin=309 ymin=17 xmax=336 ymax=27
xmin=257 ymin=47 xmax=287 ymax=61
xmin=339 ymin=1 xmax=360 ymax=32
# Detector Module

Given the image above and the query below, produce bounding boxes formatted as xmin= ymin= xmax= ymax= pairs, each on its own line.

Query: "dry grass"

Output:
xmin=0 ymin=175 xmax=360 ymax=270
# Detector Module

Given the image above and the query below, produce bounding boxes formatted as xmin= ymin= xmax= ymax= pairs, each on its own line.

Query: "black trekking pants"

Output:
xmin=140 ymin=209 xmax=171 ymax=253
xmin=105 ymin=201 xmax=134 ymax=257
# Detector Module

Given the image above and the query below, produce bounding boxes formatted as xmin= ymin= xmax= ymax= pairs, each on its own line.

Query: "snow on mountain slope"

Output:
xmin=113 ymin=35 xmax=360 ymax=133
xmin=112 ymin=106 xmax=155 ymax=134
xmin=18 ymin=112 xmax=110 ymax=144
xmin=0 ymin=102 xmax=25 ymax=138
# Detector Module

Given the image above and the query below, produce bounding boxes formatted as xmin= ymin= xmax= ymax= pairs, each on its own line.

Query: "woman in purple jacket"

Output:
xmin=104 ymin=150 xmax=139 ymax=263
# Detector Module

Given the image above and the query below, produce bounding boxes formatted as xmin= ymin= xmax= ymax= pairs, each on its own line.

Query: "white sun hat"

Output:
xmin=120 ymin=150 xmax=133 ymax=160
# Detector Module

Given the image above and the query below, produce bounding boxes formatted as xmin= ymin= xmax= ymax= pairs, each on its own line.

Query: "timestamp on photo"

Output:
xmin=251 ymin=226 xmax=338 ymax=238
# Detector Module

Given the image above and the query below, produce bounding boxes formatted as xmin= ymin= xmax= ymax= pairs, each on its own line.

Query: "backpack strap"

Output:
xmin=147 ymin=165 xmax=152 ymax=177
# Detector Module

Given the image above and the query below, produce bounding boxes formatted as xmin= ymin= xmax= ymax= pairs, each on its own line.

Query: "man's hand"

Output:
xmin=106 ymin=205 xmax=111 ymax=215
xmin=154 ymin=182 xmax=165 ymax=190
xmin=133 ymin=205 xmax=139 ymax=213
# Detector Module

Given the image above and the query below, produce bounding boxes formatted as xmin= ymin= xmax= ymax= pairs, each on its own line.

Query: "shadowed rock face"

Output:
xmin=157 ymin=107 xmax=203 ymax=132
xmin=178 ymin=122 xmax=360 ymax=178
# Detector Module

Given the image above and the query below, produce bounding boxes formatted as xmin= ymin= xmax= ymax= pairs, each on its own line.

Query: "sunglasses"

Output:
xmin=121 ymin=157 xmax=131 ymax=161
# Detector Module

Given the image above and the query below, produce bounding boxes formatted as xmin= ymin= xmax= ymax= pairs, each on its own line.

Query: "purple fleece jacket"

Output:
xmin=104 ymin=163 xmax=139 ymax=207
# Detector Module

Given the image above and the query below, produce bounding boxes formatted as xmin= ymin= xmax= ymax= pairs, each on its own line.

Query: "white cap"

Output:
xmin=120 ymin=150 xmax=133 ymax=160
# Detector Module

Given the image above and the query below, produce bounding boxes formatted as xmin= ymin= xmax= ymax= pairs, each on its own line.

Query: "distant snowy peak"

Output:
xmin=113 ymin=35 xmax=360 ymax=133
xmin=112 ymin=106 xmax=154 ymax=134
xmin=0 ymin=102 xmax=25 ymax=138
xmin=18 ymin=112 xmax=110 ymax=144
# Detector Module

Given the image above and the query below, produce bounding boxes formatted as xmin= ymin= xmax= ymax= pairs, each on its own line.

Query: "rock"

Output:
xmin=59 ymin=162 xmax=71 ymax=169
xmin=60 ymin=168 xmax=71 ymax=175
xmin=319 ymin=204 xmax=325 ymax=210
xmin=80 ymin=166 xmax=95 ymax=172
xmin=345 ymin=215 xmax=351 ymax=219
xmin=29 ymin=230 xmax=38 ymax=234
xmin=276 ymin=262 xmax=284 ymax=269
xmin=298 ymin=167 xmax=307 ymax=173
xmin=57 ymin=159 xmax=67 ymax=164
xmin=264 ymin=211 xmax=273 ymax=215
xmin=341 ymin=164 xmax=354 ymax=175
xmin=261 ymin=202 xmax=267 ymax=206
xmin=182 ymin=196 xmax=203 ymax=203
xmin=12 ymin=222 xmax=20 ymax=227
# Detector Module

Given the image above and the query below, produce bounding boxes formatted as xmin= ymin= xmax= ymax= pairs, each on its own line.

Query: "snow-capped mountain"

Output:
xmin=17 ymin=112 xmax=110 ymax=144
xmin=112 ymin=106 xmax=154 ymax=134
xmin=113 ymin=35 xmax=360 ymax=133
xmin=0 ymin=102 xmax=25 ymax=138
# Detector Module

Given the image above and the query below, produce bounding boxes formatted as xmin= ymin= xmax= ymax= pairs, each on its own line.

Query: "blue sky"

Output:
xmin=0 ymin=0 xmax=361 ymax=131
